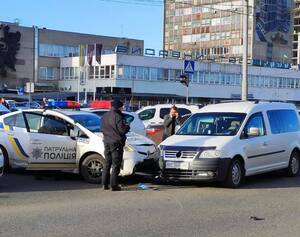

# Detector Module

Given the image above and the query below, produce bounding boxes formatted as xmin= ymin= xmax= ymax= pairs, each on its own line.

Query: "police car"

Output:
xmin=0 ymin=105 xmax=159 ymax=183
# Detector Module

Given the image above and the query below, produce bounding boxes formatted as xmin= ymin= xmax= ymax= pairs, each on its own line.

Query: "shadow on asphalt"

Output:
xmin=0 ymin=169 xmax=299 ymax=193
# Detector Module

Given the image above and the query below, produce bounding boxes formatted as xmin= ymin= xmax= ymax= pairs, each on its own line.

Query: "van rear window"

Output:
xmin=267 ymin=110 xmax=300 ymax=134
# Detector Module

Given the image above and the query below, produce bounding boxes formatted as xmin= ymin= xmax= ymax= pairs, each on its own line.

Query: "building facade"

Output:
xmin=293 ymin=0 xmax=300 ymax=66
xmin=164 ymin=0 xmax=293 ymax=64
xmin=0 ymin=21 xmax=144 ymax=92
xmin=58 ymin=53 xmax=300 ymax=105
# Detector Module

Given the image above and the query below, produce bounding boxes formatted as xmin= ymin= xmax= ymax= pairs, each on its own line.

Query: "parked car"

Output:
xmin=137 ymin=104 xmax=200 ymax=143
xmin=160 ymin=101 xmax=300 ymax=188
xmin=83 ymin=108 xmax=146 ymax=136
xmin=0 ymin=108 xmax=158 ymax=183
xmin=137 ymin=104 xmax=200 ymax=127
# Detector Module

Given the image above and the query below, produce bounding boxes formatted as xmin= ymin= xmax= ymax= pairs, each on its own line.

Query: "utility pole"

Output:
xmin=242 ymin=0 xmax=248 ymax=101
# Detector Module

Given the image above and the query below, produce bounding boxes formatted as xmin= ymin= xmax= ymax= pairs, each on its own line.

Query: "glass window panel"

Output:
xmin=95 ymin=66 xmax=100 ymax=79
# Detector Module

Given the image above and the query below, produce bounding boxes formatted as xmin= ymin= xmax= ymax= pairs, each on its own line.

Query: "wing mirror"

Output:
xmin=247 ymin=127 xmax=260 ymax=137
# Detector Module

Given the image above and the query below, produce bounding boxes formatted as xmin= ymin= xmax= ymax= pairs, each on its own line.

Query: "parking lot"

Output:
xmin=1 ymin=170 xmax=300 ymax=237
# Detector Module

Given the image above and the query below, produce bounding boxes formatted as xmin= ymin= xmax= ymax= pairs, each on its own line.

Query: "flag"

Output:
xmin=95 ymin=43 xmax=103 ymax=64
xmin=87 ymin=44 xmax=94 ymax=66
xmin=79 ymin=44 xmax=86 ymax=67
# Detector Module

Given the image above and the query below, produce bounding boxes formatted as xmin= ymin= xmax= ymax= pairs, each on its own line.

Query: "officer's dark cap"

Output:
xmin=112 ymin=99 xmax=123 ymax=109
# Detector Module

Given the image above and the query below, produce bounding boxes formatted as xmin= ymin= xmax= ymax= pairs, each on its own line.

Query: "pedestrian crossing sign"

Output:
xmin=184 ymin=60 xmax=195 ymax=74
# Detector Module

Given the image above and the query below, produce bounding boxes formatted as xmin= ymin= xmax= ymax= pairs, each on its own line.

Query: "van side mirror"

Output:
xmin=247 ymin=127 xmax=260 ymax=137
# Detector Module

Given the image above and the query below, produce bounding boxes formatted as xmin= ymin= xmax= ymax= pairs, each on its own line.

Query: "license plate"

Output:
xmin=166 ymin=161 xmax=189 ymax=170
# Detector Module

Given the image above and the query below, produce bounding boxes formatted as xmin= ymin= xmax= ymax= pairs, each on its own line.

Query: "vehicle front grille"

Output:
xmin=164 ymin=150 xmax=198 ymax=159
xmin=164 ymin=169 xmax=194 ymax=179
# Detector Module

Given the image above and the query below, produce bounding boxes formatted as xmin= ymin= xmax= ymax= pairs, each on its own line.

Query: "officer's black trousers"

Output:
xmin=102 ymin=142 xmax=124 ymax=188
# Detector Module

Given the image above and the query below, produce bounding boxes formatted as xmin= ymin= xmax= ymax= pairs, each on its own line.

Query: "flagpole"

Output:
xmin=94 ymin=44 xmax=102 ymax=101
xmin=77 ymin=44 xmax=81 ymax=103
xmin=93 ymin=55 xmax=96 ymax=100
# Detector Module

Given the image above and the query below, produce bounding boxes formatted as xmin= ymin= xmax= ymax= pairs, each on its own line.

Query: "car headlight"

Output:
xmin=160 ymin=149 xmax=164 ymax=157
xmin=124 ymin=144 xmax=135 ymax=152
xmin=199 ymin=150 xmax=221 ymax=158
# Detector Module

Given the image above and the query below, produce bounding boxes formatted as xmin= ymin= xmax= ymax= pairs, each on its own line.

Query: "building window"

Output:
xmin=89 ymin=66 xmax=94 ymax=79
xmin=39 ymin=67 xmax=54 ymax=80
xmin=150 ymin=68 xmax=158 ymax=80
xmin=95 ymin=66 xmax=100 ymax=79
xmin=61 ymin=67 xmax=79 ymax=80
xmin=39 ymin=44 xmax=78 ymax=57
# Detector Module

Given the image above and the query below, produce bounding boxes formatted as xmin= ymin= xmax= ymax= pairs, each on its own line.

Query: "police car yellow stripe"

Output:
xmin=3 ymin=125 xmax=13 ymax=131
xmin=9 ymin=137 xmax=29 ymax=160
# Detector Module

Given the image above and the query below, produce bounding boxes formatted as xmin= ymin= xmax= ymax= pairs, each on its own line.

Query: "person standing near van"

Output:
xmin=101 ymin=99 xmax=130 ymax=191
xmin=162 ymin=105 xmax=182 ymax=140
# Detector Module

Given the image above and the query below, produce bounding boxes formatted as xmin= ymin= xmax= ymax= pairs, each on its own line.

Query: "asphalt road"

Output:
xmin=1 ymin=170 xmax=300 ymax=237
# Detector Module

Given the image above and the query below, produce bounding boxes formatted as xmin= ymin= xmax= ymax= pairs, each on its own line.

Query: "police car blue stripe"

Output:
xmin=14 ymin=138 xmax=29 ymax=158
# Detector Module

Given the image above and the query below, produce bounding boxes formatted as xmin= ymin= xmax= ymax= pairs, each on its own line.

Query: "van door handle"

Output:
xmin=263 ymin=141 xmax=268 ymax=146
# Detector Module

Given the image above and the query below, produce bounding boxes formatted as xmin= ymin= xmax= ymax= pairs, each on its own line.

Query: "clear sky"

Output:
xmin=1 ymin=0 xmax=163 ymax=50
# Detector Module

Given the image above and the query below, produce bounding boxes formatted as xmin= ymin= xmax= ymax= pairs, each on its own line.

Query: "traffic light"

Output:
xmin=180 ymin=74 xmax=189 ymax=87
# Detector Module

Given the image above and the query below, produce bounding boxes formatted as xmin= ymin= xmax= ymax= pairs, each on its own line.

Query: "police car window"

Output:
xmin=70 ymin=114 xmax=100 ymax=133
xmin=4 ymin=113 xmax=26 ymax=128
xmin=138 ymin=109 xmax=156 ymax=121
xmin=38 ymin=116 xmax=69 ymax=136
xmin=24 ymin=113 xmax=43 ymax=132
xmin=92 ymin=111 xmax=107 ymax=117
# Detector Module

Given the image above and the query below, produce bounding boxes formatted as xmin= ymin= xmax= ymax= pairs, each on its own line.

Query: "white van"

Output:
xmin=137 ymin=104 xmax=200 ymax=127
xmin=159 ymin=101 xmax=300 ymax=188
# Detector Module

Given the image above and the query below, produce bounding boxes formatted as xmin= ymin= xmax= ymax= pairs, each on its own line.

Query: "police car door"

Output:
xmin=23 ymin=111 xmax=77 ymax=170
xmin=1 ymin=112 xmax=30 ymax=167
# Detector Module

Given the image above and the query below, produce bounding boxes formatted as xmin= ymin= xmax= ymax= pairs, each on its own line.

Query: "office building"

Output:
xmin=163 ymin=0 xmax=293 ymax=65
xmin=0 ymin=21 xmax=144 ymax=92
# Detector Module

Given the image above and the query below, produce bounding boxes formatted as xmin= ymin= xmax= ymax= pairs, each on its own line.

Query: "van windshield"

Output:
xmin=177 ymin=112 xmax=246 ymax=136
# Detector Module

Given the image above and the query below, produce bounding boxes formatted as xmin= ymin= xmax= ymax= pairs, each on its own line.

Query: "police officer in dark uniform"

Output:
xmin=101 ymin=99 xmax=130 ymax=191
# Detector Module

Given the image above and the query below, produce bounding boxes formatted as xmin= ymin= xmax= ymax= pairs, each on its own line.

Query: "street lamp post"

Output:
xmin=242 ymin=0 xmax=249 ymax=101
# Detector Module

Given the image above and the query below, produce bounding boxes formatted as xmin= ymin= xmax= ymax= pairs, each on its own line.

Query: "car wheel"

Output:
xmin=80 ymin=154 xmax=105 ymax=184
xmin=286 ymin=151 xmax=300 ymax=177
xmin=224 ymin=159 xmax=244 ymax=188
xmin=0 ymin=146 xmax=10 ymax=172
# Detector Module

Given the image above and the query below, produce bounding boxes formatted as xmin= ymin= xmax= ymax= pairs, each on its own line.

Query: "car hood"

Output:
xmin=95 ymin=132 xmax=155 ymax=146
xmin=160 ymin=135 xmax=233 ymax=149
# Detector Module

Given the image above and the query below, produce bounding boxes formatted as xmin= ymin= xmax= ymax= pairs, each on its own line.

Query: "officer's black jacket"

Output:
xmin=101 ymin=108 xmax=130 ymax=145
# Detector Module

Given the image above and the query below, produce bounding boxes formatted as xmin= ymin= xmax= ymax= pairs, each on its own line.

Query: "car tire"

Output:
xmin=80 ymin=154 xmax=105 ymax=184
xmin=0 ymin=146 xmax=10 ymax=172
xmin=285 ymin=151 xmax=300 ymax=177
xmin=224 ymin=159 xmax=244 ymax=188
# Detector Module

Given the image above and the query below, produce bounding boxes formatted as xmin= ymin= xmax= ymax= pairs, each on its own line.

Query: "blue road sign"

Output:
xmin=184 ymin=60 xmax=195 ymax=74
